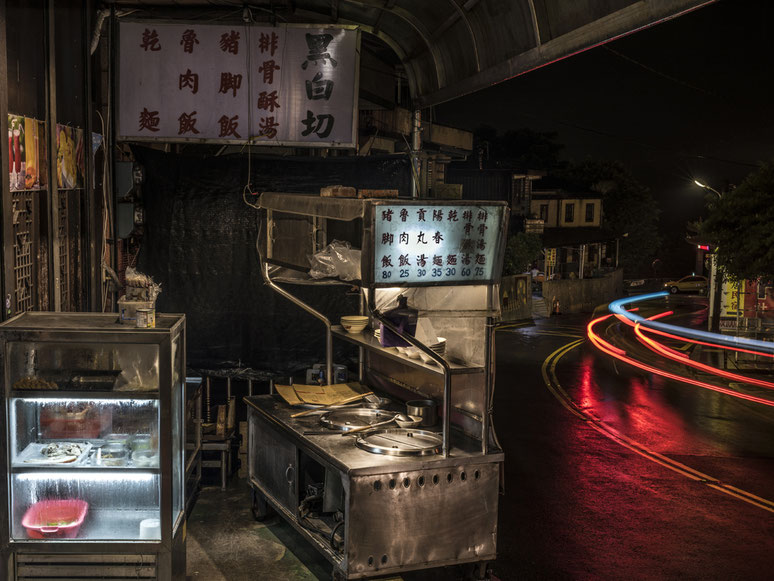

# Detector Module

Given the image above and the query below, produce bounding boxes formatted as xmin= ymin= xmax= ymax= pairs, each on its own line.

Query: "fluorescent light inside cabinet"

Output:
xmin=14 ymin=398 xmax=154 ymax=405
xmin=16 ymin=472 xmax=155 ymax=484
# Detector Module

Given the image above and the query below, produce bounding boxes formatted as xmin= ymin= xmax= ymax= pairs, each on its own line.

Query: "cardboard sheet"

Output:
xmin=275 ymin=382 xmax=366 ymax=406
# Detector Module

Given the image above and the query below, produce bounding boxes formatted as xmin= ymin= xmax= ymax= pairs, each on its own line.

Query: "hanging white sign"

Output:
xmin=118 ymin=22 xmax=359 ymax=147
xmin=373 ymin=205 xmax=505 ymax=285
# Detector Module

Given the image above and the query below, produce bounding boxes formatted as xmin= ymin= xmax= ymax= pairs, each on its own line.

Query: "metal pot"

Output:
xmin=406 ymin=399 xmax=437 ymax=427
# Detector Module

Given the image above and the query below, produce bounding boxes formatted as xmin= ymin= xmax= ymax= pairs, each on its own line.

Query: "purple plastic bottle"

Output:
xmin=379 ymin=295 xmax=418 ymax=348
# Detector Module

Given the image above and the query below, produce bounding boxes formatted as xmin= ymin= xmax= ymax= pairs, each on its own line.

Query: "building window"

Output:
xmin=564 ymin=202 xmax=575 ymax=223
xmin=539 ymin=204 xmax=548 ymax=221
xmin=585 ymin=203 xmax=595 ymax=223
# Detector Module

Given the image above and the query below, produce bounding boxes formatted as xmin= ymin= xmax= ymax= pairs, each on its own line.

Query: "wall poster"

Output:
xmin=8 ymin=115 xmax=47 ymax=191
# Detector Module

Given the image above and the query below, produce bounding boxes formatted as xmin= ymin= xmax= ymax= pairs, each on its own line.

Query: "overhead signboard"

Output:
xmin=373 ymin=204 xmax=505 ymax=285
xmin=118 ymin=22 xmax=359 ymax=147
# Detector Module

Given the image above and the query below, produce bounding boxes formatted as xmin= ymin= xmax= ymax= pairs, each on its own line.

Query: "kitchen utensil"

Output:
xmin=319 ymin=408 xmax=393 ymax=431
xmin=394 ymin=413 xmax=423 ymax=428
xmin=355 ymin=428 xmax=442 ymax=456
xmin=341 ymin=413 xmax=399 ymax=435
xmin=406 ymin=399 xmax=438 ymax=427
xmin=290 ymin=391 xmax=374 ymax=418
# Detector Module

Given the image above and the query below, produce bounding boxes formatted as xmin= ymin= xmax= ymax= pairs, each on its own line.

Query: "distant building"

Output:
xmin=444 ymin=167 xmax=545 ymax=223
xmin=529 ymin=189 xmax=602 ymax=228
xmin=529 ymin=189 xmax=617 ymax=280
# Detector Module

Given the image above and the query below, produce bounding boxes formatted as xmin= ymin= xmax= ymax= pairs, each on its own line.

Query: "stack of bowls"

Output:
xmin=340 ymin=315 xmax=369 ymax=334
xmin=419 ymin=337 xmax=447 ymax=364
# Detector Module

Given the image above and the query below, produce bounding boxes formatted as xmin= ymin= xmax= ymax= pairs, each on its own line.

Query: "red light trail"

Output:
xmin=586 ymin=314 xmax=774 ymax=407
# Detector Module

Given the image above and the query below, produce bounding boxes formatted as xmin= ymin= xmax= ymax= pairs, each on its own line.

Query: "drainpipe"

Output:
xmin=410 ymin=109 xmax=421 ymax=199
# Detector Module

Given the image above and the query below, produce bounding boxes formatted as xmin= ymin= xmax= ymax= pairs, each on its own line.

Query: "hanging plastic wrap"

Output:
xmin=308 ymin=240 xmax=361 ymax=281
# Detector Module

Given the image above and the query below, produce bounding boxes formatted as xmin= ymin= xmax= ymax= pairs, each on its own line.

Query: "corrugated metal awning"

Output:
xmin=106 ymin=0 xmax=716 ymax=106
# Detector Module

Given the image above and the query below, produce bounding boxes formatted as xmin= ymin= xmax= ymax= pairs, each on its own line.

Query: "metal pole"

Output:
xmin=46 ymin=0 xmax=61 ymax=311
xmin=367 ymin=292 xmax=452 ymax=457
xmin=482 ymin=288 xmax=493 ymax=455
xmin=0 ymin=0 xmax=13 ymax=319
xmin=358 ymin=289 xmax=366 ymax=383
xmin=82 ymin=1 xmax=98 ymax=312
xmin=262 ymin=262 xmax=333 ymax=385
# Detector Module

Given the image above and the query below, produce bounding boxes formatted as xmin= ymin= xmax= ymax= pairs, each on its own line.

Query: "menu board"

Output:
xmin=118 ymin=22 xmax=359 ymax=146
xmin=373 ymin=204 xmax=504 ymax=285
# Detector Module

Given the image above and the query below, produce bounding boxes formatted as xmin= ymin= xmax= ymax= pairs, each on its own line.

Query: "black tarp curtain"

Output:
xmin=132 ymin=146 xmax=411 ymax=374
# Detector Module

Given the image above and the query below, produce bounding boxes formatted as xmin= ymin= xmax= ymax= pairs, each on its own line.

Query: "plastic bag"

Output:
xmin=308 ymin=240 xmax=361 ymax=281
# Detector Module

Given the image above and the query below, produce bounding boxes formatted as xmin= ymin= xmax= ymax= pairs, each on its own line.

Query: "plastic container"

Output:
xmin=22 ymin=499 xmax=88 ymax=539
xmin=98 ymin=443 xmax=128 ymax=466
xmin=117 ymin=296 xmax=154 ymax=325
xmin=39 ymin=405 xmax=110 ymax=439
xmin=379 ymin=295 xmax=418 ymax=348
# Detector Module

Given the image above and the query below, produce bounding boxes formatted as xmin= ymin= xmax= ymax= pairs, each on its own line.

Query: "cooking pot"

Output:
xmin=406 ymin=399 xmax=437 ymax=427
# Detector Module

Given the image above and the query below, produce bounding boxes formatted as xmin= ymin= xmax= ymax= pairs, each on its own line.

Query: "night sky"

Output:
xmin=435 ymin=0 xmax=774 ymax=272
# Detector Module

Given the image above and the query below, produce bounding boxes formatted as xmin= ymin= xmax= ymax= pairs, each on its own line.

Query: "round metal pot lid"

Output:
xmin=319 ymin=408 xmax=395 ymax=431
xmin=355 ymin=428 xmax=442 ymax=456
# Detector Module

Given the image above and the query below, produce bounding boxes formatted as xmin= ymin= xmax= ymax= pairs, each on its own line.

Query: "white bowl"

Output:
xmin=342 ymin=322 xmax=367 ymax=334
xmin=341 ymin=316 xmax=368 ymax=334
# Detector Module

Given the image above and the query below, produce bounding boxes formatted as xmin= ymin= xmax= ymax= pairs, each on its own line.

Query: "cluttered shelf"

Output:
xmin=331 ymin=325 xmax=483 ymax=375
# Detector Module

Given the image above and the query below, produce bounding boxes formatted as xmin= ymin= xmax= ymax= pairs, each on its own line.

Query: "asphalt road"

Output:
xmin=490 ymin=309 xmax=774 ymax=580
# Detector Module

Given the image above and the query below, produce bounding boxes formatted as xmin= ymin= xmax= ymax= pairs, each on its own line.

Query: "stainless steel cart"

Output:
xmin=0 ymin=312 xmax=187 ymax=580
xmin=247 ymin=194 xmax=508 ymax=580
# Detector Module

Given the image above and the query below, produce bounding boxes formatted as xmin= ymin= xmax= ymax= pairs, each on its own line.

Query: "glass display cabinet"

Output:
xmin=0 ymin=312 xmax=186 ymax=580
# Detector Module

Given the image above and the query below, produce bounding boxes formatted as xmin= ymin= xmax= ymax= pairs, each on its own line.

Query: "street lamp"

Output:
xmin=694 ymin=179 xmax=722 ymax=198
xmin=693 ymin=179 xmax=723 ymax=332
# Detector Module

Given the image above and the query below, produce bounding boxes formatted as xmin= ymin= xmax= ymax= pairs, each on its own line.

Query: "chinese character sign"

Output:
xmin=120 ymin=23 xmax=250 ymax=140
xmin=119 ymin=22 xmax=358 ymax=146
xmin=252 ymin=28 xmax=357 ymax=144
xmin=374 ymin=205 xmax=504 ymax=285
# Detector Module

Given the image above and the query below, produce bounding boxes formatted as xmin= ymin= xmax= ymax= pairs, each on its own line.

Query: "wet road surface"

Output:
xmin=491 ymin=311 xmax=774 ymax=580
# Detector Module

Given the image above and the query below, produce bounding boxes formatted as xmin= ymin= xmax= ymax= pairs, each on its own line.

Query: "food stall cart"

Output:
xmin=245 ymin=194 xmax=508 ymax=580
xmin=0 ymin=312 xmax=187 ymax=580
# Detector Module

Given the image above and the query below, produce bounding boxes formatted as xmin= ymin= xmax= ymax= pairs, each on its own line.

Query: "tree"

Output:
xmin=700 ymin=162 xmax=774 ymax=281
xmin=556 ymin=160 xmax=661 ymax=276
xmin=502 ymin=233 xmax=543 ymax=276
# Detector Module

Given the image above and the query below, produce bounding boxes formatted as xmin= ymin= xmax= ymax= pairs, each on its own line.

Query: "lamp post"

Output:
xmin=694 ymin=179 xmax=723 ymax=332
xmin=694 ymin=179 xmax=722 ymax=199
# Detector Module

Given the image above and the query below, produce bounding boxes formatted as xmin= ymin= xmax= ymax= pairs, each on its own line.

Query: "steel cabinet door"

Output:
xmin=247 ymin=409 xmax=297 ymax=512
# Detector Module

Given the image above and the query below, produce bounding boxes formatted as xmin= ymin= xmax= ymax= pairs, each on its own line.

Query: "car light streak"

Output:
xmin=609 ymin=292 xmax=774 ymax=354
xmin=634 ymin=322 xmax=774 ymax=391
xmin=587 ymin=315 xmax=774 ymax=407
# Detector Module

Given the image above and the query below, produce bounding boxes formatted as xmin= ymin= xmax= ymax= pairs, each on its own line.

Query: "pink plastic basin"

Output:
xmin=22 ymin=499 xmax=89 ymax=539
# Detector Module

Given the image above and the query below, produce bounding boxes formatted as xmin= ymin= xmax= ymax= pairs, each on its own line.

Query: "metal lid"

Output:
xmin=355 ymin=428 xmax=442 ymax=456
xmin=319 ymin=408 xmax=394 ymax=432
